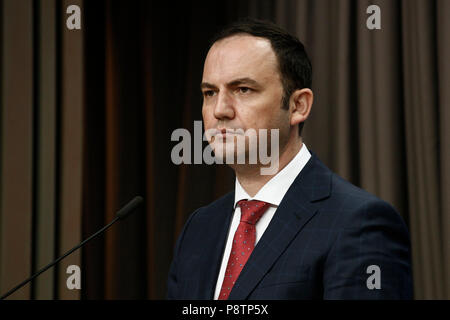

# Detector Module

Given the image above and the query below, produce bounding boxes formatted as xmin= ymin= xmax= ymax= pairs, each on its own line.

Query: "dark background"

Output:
xmin=0 ymin=0 xmax=449 ymax=299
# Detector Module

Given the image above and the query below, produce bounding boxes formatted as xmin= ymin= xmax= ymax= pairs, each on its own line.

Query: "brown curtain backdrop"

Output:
xmin=0 ymin=0 xmax=448 ymax=300
xmin=276 ymin=0 xmax=450 ymax=299
xmin=80 ymin=0 xmax=273 ymax=299
xmin=0 ymin=0 xmax=84 ymax=300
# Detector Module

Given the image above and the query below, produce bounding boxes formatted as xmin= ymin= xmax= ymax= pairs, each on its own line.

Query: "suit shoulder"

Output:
xmin=330 ymin=173 xmax=394 ymax=210
xmin=328 ymin=173 xmax=407 ymax=229
xmin=331 ymin=173 xmax=378 ymax=202
xmin=190 ymin=191 xmax=234 ymax=219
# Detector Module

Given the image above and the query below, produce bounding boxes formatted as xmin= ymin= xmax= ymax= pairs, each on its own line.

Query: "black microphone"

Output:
xmin=0 ymin=196 xmax=144 ymax=300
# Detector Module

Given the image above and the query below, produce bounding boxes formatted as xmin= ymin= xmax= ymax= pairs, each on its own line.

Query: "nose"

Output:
xmin=213 ymin=91 xmax=235 ymax=120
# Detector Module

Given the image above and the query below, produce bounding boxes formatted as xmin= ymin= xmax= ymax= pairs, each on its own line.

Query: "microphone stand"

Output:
xmin=0 ymin=196 xmax=143 ymax=300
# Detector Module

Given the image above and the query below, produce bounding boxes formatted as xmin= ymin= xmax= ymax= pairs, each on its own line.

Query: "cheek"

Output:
xmin=243 ymin=105 xmax=285 ymax=130
xmin=202 ymin=107 xmax=214 ymax=128
xmin=273 ymin=112 xmax=291 ymax=140
xmin=248 ymin=93 xmax=284 ymax=126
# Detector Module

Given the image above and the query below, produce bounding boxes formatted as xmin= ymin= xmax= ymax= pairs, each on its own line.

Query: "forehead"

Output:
xmin=202 ymin=34 xmax=280 ymax=84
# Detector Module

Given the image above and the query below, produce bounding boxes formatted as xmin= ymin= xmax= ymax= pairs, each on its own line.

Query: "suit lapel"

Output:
xmin=228 ymin=154 xmax=332 ymax=299
xmin=196 ymin=192 xmax=235 ymax=299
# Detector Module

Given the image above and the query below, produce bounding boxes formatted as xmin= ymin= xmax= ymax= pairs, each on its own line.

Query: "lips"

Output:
xmin=217 ymin=128 xmax=245 ymax=141
xmin=217 ymin=128 xmax=244 ymax=134
xmin=205 ymin=127 xmax=244 ymax=143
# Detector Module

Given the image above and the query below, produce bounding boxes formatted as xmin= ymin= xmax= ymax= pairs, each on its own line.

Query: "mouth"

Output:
xmin=205 ymin=127 xmax=245 ymax=144
xmin=219 ymin=127 xmax=244 ymax=134
xmin=215 ymin=128 xmax=244 ymax=141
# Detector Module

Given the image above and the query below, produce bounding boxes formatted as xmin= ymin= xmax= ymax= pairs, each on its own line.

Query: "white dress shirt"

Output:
xmin=213 ymin=143 xmax=312 ymax=299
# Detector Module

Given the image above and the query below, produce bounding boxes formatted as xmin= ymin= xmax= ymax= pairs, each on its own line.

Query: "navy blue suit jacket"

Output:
xmin=167 ymin=153 xmax=413 ymax=299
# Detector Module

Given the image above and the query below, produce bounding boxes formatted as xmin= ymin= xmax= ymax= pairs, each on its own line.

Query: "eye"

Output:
xmin=238 ymin=87 xmax=251 ymax=94
xmin=203 ymin=90 xmax=215 ymax=97
xmin=203 ymin=90 xmax=216 ymax=98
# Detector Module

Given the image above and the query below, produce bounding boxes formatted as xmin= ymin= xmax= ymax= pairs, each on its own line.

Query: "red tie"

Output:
xmin=218 ymin=200 xmax=270 ymax=300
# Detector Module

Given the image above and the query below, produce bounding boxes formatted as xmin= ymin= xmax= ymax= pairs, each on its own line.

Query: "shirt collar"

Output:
xmin=234 ymin=143 xmax=311 ymax=208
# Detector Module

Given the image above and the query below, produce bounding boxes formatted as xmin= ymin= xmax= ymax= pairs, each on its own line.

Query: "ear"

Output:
xmin=289 ymin=88 xmax=313 ymax=126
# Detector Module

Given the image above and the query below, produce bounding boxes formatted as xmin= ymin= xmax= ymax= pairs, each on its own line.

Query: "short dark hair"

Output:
xmin=210 ymin=18 xmax=312 ymax=135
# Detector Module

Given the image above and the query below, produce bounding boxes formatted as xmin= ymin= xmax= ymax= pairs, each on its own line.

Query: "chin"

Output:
xmin=211 ymin=141 xmax=236 ymax=164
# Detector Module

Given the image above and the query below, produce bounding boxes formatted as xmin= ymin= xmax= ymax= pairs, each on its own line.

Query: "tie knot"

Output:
xmin=237 ymin=200 xmax=270 ymax=225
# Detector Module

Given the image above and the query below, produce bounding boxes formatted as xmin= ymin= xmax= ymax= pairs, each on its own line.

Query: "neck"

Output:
xmin=233 ymin=137 xmax=303 ymax=197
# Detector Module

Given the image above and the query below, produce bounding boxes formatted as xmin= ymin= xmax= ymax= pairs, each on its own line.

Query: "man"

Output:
xmin=167 ymin=19 xmax=413 ymax=299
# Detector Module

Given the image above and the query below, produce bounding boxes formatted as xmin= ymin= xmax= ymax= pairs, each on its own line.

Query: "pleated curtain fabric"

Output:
xmin=275 ymin=0 xmax=450 ymax=299
xmin=0 ymin=0 xmax=448 ymax=300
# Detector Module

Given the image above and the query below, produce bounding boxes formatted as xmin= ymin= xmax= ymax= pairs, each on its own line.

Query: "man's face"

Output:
xmin=201 ymin=34 xmax=290 ymax=164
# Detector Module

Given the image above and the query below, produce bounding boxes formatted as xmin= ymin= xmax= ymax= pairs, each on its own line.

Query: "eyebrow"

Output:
xmin=200 ymin=82 xmax=217 ymax=90
xmin=200 ymin=77 xmax=262 ymax=91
